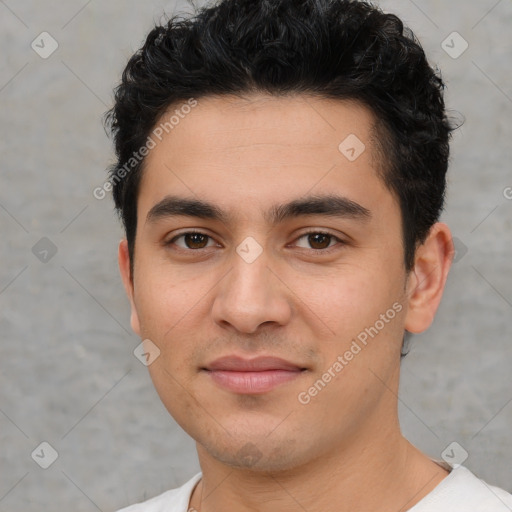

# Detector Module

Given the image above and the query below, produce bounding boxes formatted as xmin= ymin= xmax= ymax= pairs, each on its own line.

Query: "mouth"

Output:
xmin=201 ymin=355 xmax=308 ymax=394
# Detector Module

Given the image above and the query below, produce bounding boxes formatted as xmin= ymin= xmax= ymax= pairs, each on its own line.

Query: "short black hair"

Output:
xmin=103 ymin=0 xmax=456 ymax=278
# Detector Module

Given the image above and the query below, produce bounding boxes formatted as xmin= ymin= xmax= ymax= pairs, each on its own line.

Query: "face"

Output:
xmin=118 ymin=94 xmax=447 ymax=472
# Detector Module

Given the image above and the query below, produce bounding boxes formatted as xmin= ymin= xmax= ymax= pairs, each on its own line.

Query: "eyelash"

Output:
xmin=165 ymin=229 xmax=344 ymax=254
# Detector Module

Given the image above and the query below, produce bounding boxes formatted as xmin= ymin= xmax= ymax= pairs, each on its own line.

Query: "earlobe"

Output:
xmin=118 ymin=239 xmax=141 ymax=336
xmin=404 ymin=223 xmax=454 ymax=334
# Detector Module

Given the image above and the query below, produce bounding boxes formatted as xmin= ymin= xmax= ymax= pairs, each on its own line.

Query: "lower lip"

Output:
xmin=206 ymin=369 xmax=303 ymax=394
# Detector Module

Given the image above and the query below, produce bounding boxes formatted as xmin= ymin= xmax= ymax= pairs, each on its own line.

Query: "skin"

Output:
xmin=118 ymin=93 xmax=454 ymax=512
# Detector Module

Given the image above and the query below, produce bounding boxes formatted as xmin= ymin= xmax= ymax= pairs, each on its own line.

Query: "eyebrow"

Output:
xmin=145 ymin=193 xmax=371 ymax=226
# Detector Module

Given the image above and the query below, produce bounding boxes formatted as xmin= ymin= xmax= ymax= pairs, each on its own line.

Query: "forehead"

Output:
xmin=147 ymin=93 xmax=378 ymax=156
xmin=137 ymin=93 xmax=391 ymax=224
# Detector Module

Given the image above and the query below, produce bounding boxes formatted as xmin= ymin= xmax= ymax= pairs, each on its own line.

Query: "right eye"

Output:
xmin=166 ymin=231 xmax=219 ymax=251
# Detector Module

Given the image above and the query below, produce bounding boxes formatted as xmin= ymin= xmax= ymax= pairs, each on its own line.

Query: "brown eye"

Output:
xmin=184 ymin=233 xmax=209 ymax=249
xmin=307 ymin=233 xmax=332 ymax=249
xmin=168 ymin=232 xmax=216 ymax=250
xmin=295 ymin=231 xmax=340 ymax=251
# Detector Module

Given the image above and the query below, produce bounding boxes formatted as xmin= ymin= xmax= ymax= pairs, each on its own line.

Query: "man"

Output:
xmin=104 ymin=0 xmax=512 ymax=510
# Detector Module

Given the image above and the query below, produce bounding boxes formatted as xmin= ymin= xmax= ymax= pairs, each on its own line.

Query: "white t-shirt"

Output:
xmin=116 ymin=464 xmax=512 ymax=512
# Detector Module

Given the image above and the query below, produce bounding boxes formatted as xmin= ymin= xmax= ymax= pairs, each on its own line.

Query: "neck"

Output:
xmin=189 ymin=410 xmax=449 ymax=512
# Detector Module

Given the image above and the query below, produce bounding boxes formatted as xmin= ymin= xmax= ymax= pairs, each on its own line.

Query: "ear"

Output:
xmin=404 ymin=223 xmax=454 ymax=334
xmin=118 ymin=239 xmax=141 ymax=336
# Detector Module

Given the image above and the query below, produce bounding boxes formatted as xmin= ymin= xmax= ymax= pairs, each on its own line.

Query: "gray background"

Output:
xmin=1 ymin=0 xmax=511 ymax=510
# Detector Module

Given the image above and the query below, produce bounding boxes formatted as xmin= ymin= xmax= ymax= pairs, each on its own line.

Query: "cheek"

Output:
xmin=291 ymin=258 xmax=406 ymax=382
xmin=293 ymin=260 xmax=401 ymax=330
xmin=146 ymin=359 xmax=203 ymax=434
xmin=133 ymin=260 xmax=202 ymax=337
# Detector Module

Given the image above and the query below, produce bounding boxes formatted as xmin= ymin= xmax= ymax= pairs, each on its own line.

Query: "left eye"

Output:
xmin=294 ymin=231 xmax=341 ymax=250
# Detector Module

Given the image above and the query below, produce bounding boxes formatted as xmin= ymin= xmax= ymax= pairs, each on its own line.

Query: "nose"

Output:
xmin=211 ymin=245 xmax=292 ymax=334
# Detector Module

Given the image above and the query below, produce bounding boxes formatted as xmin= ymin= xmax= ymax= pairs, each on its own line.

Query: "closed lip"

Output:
xmin=203 ymin=355 xmax=306 ymax=372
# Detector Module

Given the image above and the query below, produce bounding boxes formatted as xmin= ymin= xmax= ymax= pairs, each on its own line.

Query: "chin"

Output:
xmin=198 ymin=433 xmax=308 ymax=473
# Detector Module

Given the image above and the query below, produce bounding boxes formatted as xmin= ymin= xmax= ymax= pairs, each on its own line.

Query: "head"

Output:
xmin=104 ymin=0 xmax=455 ymax=472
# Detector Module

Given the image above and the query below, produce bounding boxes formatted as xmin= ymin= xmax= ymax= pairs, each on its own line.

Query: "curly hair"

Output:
xmin=103 ymin=0 xmax=456 ymax=277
